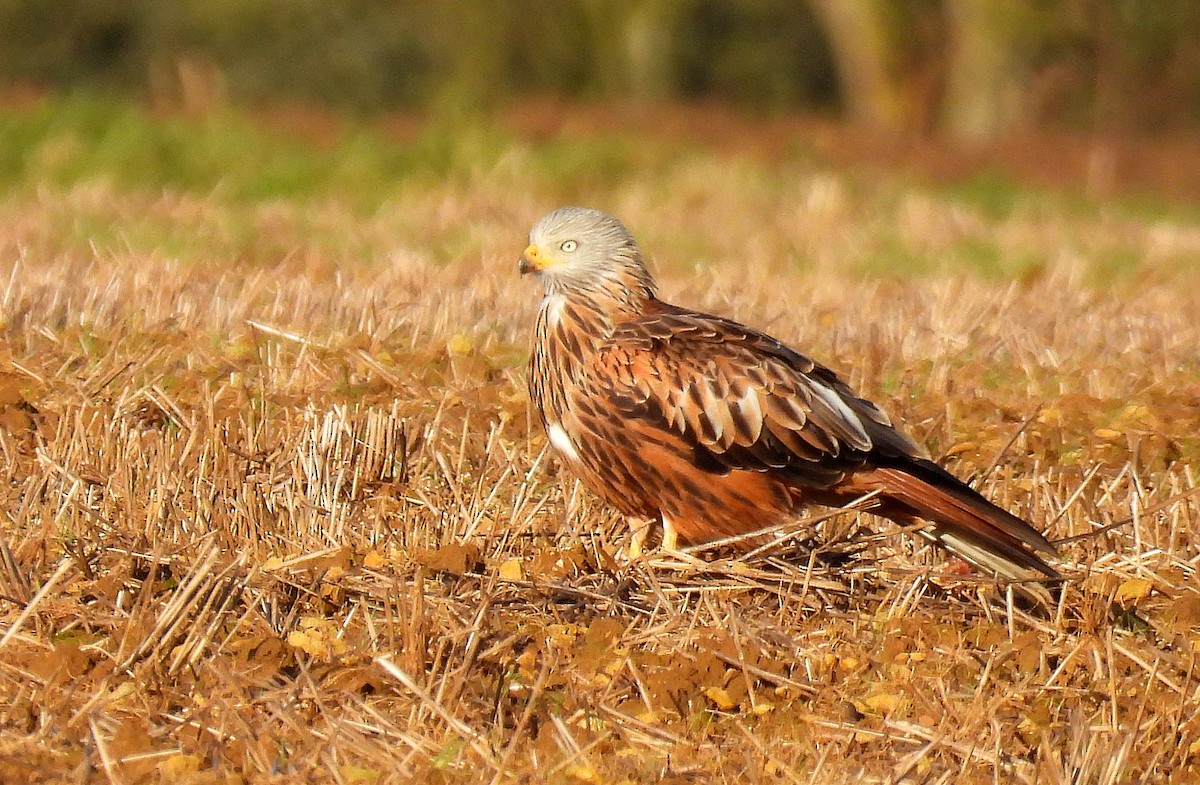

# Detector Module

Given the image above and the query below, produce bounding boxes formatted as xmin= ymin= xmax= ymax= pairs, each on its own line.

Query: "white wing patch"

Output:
xmin=542 ymin=294 xmax=567 ymax=329
xmin=547 ymin=422 xmax=581 ymax=462
xmin=809 ymin=380 xmax=871 ymax=450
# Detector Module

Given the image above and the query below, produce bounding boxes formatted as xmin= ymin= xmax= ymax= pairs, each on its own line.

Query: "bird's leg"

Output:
xmin=661 ymin=514 xmax=679 ymax=552
xmin=626 ymin=517 xmax=655 ymax=560
xmin=624 ymin=515 xmax=682 ymax=561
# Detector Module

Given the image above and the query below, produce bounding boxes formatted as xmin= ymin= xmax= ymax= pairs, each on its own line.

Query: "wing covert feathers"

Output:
xmin=587 ymin=303 xmax=915 ymax=471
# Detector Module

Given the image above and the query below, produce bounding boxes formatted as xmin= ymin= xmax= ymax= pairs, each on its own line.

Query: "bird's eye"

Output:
xmin=560 ymin=240 xmax=578 ymax=253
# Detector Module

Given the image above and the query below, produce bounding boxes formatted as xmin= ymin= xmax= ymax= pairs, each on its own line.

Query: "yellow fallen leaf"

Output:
xmin=1189 ymin=737 xmax=1200 ymax=758
xmin=287 ymin=617 xmax=348 ymax=661
xmin=1038 ymin=406 xmax=1062 ymax=425
xmin=339 ymin=764 xmax=381 ymax=784
xmin=1120 ymin=404 xmax=1150 ymax=422
xmin=863 ymin=692 xmax=903 ymax=714
xmin=705 ymin=686 xmax=737 ymax=711
xmin=498 ymin=558 xmax=524 ymax=581
xmin=944 ymin=441 xmax=977 ymax=456
xmin=419 ymin=543 xmax=479 ymax=575
xmin=774 ymin=685 xmax=799 ymax=700
xmin=447 ymin=334 xmax=474 ymax=356
xmin=287 ymin=629 xmax=326 ymax=659
xmin=1094 ymin=428 xmax=1123 ymax=440
xmin=516 ymin=648 xmax=538 ymax=673
xmin=1114 ymin=577 xmax=1154 ymax=605
xmin=545 ymin=623 xmax=581 ymax=649
xmin=362 ymin=550 xmax=388 ymax=570
xmin=1019 ymin=700 xmax=1052 ymax=731
xmin=569 ymin=765 xmax=601 ymax=783
xmin=159 ymin=753 xmax=202 ymax=779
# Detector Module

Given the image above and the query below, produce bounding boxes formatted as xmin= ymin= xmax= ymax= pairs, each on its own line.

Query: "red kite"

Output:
xmin=520 ymin=207 xmax=1058 ymax=581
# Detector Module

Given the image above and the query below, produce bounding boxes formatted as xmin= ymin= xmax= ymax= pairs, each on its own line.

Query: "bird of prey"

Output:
xmin=519 ymin=206 xmax=1058 ymax=581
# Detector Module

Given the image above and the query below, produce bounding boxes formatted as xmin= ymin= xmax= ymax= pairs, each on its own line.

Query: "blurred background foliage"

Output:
xmin=2 ymin=0 xmax=1199 ymax=139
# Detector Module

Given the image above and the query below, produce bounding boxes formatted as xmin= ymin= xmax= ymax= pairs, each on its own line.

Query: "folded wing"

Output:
xmin=573 ymin=301 xmax=1058 ymax=579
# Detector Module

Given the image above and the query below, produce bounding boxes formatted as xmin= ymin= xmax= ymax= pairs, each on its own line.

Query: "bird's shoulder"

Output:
xmin=605 ymin=299 xmax=820 ymax=369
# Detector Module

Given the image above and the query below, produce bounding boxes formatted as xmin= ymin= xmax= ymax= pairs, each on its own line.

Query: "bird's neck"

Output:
xmin=543 ymin=272 xmax=650 ymax=332
xmin=537 ymin=288 xmax=631 ymax=356
xmin=530 ymin=284 xmax=651 ymax=424
xmin=545 ymin=266 xmax=653 ymax=312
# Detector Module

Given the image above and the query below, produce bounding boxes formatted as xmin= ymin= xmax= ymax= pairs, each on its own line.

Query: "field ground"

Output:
xmin=1 ymin=96 xmax=1200 ymax=784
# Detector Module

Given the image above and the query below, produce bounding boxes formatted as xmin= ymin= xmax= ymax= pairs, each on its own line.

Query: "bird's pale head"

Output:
xmin=519 ymin=207 xmax=656 ymax=303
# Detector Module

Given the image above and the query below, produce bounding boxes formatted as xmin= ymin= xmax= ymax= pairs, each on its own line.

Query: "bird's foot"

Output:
xmin=621 ymin=516 xmax=682 ymax=562
xmin=661 ymin=515 xmax=679 ymax=552
xmin=624 ymin=517 xmax=653 ymax=561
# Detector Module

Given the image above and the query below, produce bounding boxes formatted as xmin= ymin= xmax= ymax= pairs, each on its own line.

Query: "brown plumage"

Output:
xmin=520 ymin=207 xmax=1058 ymax=581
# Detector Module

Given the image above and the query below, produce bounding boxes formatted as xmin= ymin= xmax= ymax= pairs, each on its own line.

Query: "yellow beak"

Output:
xmin=518 ymin=243 xmax=559 ymax=275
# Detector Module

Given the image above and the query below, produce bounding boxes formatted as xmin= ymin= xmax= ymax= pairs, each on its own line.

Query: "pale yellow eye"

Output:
xmin=560 ymin=240 xmax=578 ymax=253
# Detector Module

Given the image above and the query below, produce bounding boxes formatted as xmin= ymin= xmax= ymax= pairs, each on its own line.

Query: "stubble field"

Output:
xmin=1 ymin=98 xmax=1200 ymax=784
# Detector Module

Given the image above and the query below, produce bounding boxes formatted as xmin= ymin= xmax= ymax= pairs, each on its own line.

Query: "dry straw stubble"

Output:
xmin=0 ymin=174 xmax=1199 ymax=783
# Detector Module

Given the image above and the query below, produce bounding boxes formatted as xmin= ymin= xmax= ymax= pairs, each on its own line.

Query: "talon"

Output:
xmin=661 ymin=516 xmax=679 ymax=552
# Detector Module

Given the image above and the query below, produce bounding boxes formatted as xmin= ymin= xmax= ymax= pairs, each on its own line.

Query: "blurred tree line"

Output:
xmin=2 ymin=0 xmax=1199 ymax=139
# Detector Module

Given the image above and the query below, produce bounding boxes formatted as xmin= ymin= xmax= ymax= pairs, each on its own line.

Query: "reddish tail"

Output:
xmin=868 ymin=459 xmax=1059 ymax=580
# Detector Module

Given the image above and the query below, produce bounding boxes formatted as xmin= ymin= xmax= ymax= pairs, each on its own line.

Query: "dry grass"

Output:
xmin=2 ymin=127 xmax=1200 ymax=784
